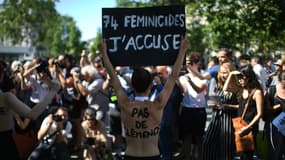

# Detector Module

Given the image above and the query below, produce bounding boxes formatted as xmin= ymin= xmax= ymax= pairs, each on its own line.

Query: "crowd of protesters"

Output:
xmin=1 ymin=39 xmax=285 ymax=160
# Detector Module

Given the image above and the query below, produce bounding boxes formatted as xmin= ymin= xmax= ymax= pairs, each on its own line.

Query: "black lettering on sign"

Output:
xmin=131 ymin=108 xmax=138 ymax=117
xmin=131 ymin=107 xmax=149 ymax=118
xmin=135 ymin=120 xmax=147 ymax=129
xmin=102 ymin=5 xmax=186 ymax=66
xmin=125 ymin=126 xmax=160 ymax=139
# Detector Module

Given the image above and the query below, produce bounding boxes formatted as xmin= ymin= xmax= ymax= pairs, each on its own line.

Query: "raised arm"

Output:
xmin=101 ymin=40 xmax=129 ymax=106
xmin=23 ymin=64 xmax=40 ymax=78
xmin=3 ymin=80 xmax=61 ymax=120
xmin=157 ymin=35 xmax=190 ymax=108
xmin=80 ymin=50 xmax=88 ymax=68
xmin=187 ymin=66 xmax=211 ymax=80
xmin=223 ymin=70 xmax=241 ymax=92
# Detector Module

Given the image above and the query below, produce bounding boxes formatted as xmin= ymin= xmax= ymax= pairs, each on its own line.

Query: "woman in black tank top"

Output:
xmin=235 ymin=65 xmax=264 ymax=160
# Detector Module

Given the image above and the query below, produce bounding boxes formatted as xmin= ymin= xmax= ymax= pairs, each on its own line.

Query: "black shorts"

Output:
xmin=124 ymin=155 xmax=160 ymax=160
xmin=179 ymin=107 xmax=206 ymax=137
xmin=0 ymin=130 xmax=20 ymax=159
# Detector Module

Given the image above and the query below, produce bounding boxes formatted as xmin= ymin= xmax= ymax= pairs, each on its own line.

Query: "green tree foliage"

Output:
xmin=0 ymin=0 xmax=84 ymax=58
xmin=90 ymin=29 xmax=102 ymax=55
xmin=116 ymin=0 xmax=152 ymax=7
xmin=191 ymin=0 xmax=285 ymax=54
xmin=0 ymin=0 xmax=59 ymax=45
xmin=116 ymin=0 xmax=190 ymax=7
xmin=115 ymin=0 xmax=285 ymax=55
xmin=43 ymin=15 xmax=82 ymax=57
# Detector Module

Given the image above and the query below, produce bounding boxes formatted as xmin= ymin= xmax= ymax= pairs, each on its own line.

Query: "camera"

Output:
xmin=74 ymin=69 xmax=83 ymax=81
xmin=36 ymin=60 xmax=52 ymax=79
xmin=36 ymin=62 xmax=48 ymax=73
xmin=42 ymin=136 xmax=53 ymax=145
xmin=53 ymin=60 xmax=65 ymax=68
xmin=53 ymin=60 xmax=60 ymax=66
xmin=52 ymin=114 xmax=63 ymax=122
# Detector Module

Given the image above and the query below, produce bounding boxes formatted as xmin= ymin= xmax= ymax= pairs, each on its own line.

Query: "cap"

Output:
xmin=274 ymin=59 xmax=282 ymax=66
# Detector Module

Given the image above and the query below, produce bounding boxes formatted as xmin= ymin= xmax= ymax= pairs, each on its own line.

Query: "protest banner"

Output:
xmin=102 ymin=5 xmax=186 ymax=66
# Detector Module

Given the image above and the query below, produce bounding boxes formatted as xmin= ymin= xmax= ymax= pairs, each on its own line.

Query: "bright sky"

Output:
xmin=55 ymin=0 xmax=116 ymax=41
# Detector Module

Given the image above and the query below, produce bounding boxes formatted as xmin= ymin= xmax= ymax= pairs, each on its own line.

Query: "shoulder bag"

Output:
xmin=232 ymin=89 xmax=255 ymax=152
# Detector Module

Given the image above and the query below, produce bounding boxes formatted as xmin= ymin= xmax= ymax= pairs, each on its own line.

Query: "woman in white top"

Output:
xmin=0 ymin=60 xmax=60 ymax=160
xmin=178 ymin=52 xmax=208 ymax=160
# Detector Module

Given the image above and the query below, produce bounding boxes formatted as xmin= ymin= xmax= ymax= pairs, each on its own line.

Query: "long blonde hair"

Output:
xmin=217 ymin=62 xmax=236 ymax=89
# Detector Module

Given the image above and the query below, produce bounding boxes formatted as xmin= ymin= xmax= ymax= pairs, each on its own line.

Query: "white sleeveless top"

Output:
xmin=180 ymin=75 xmax=207 ymax=108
